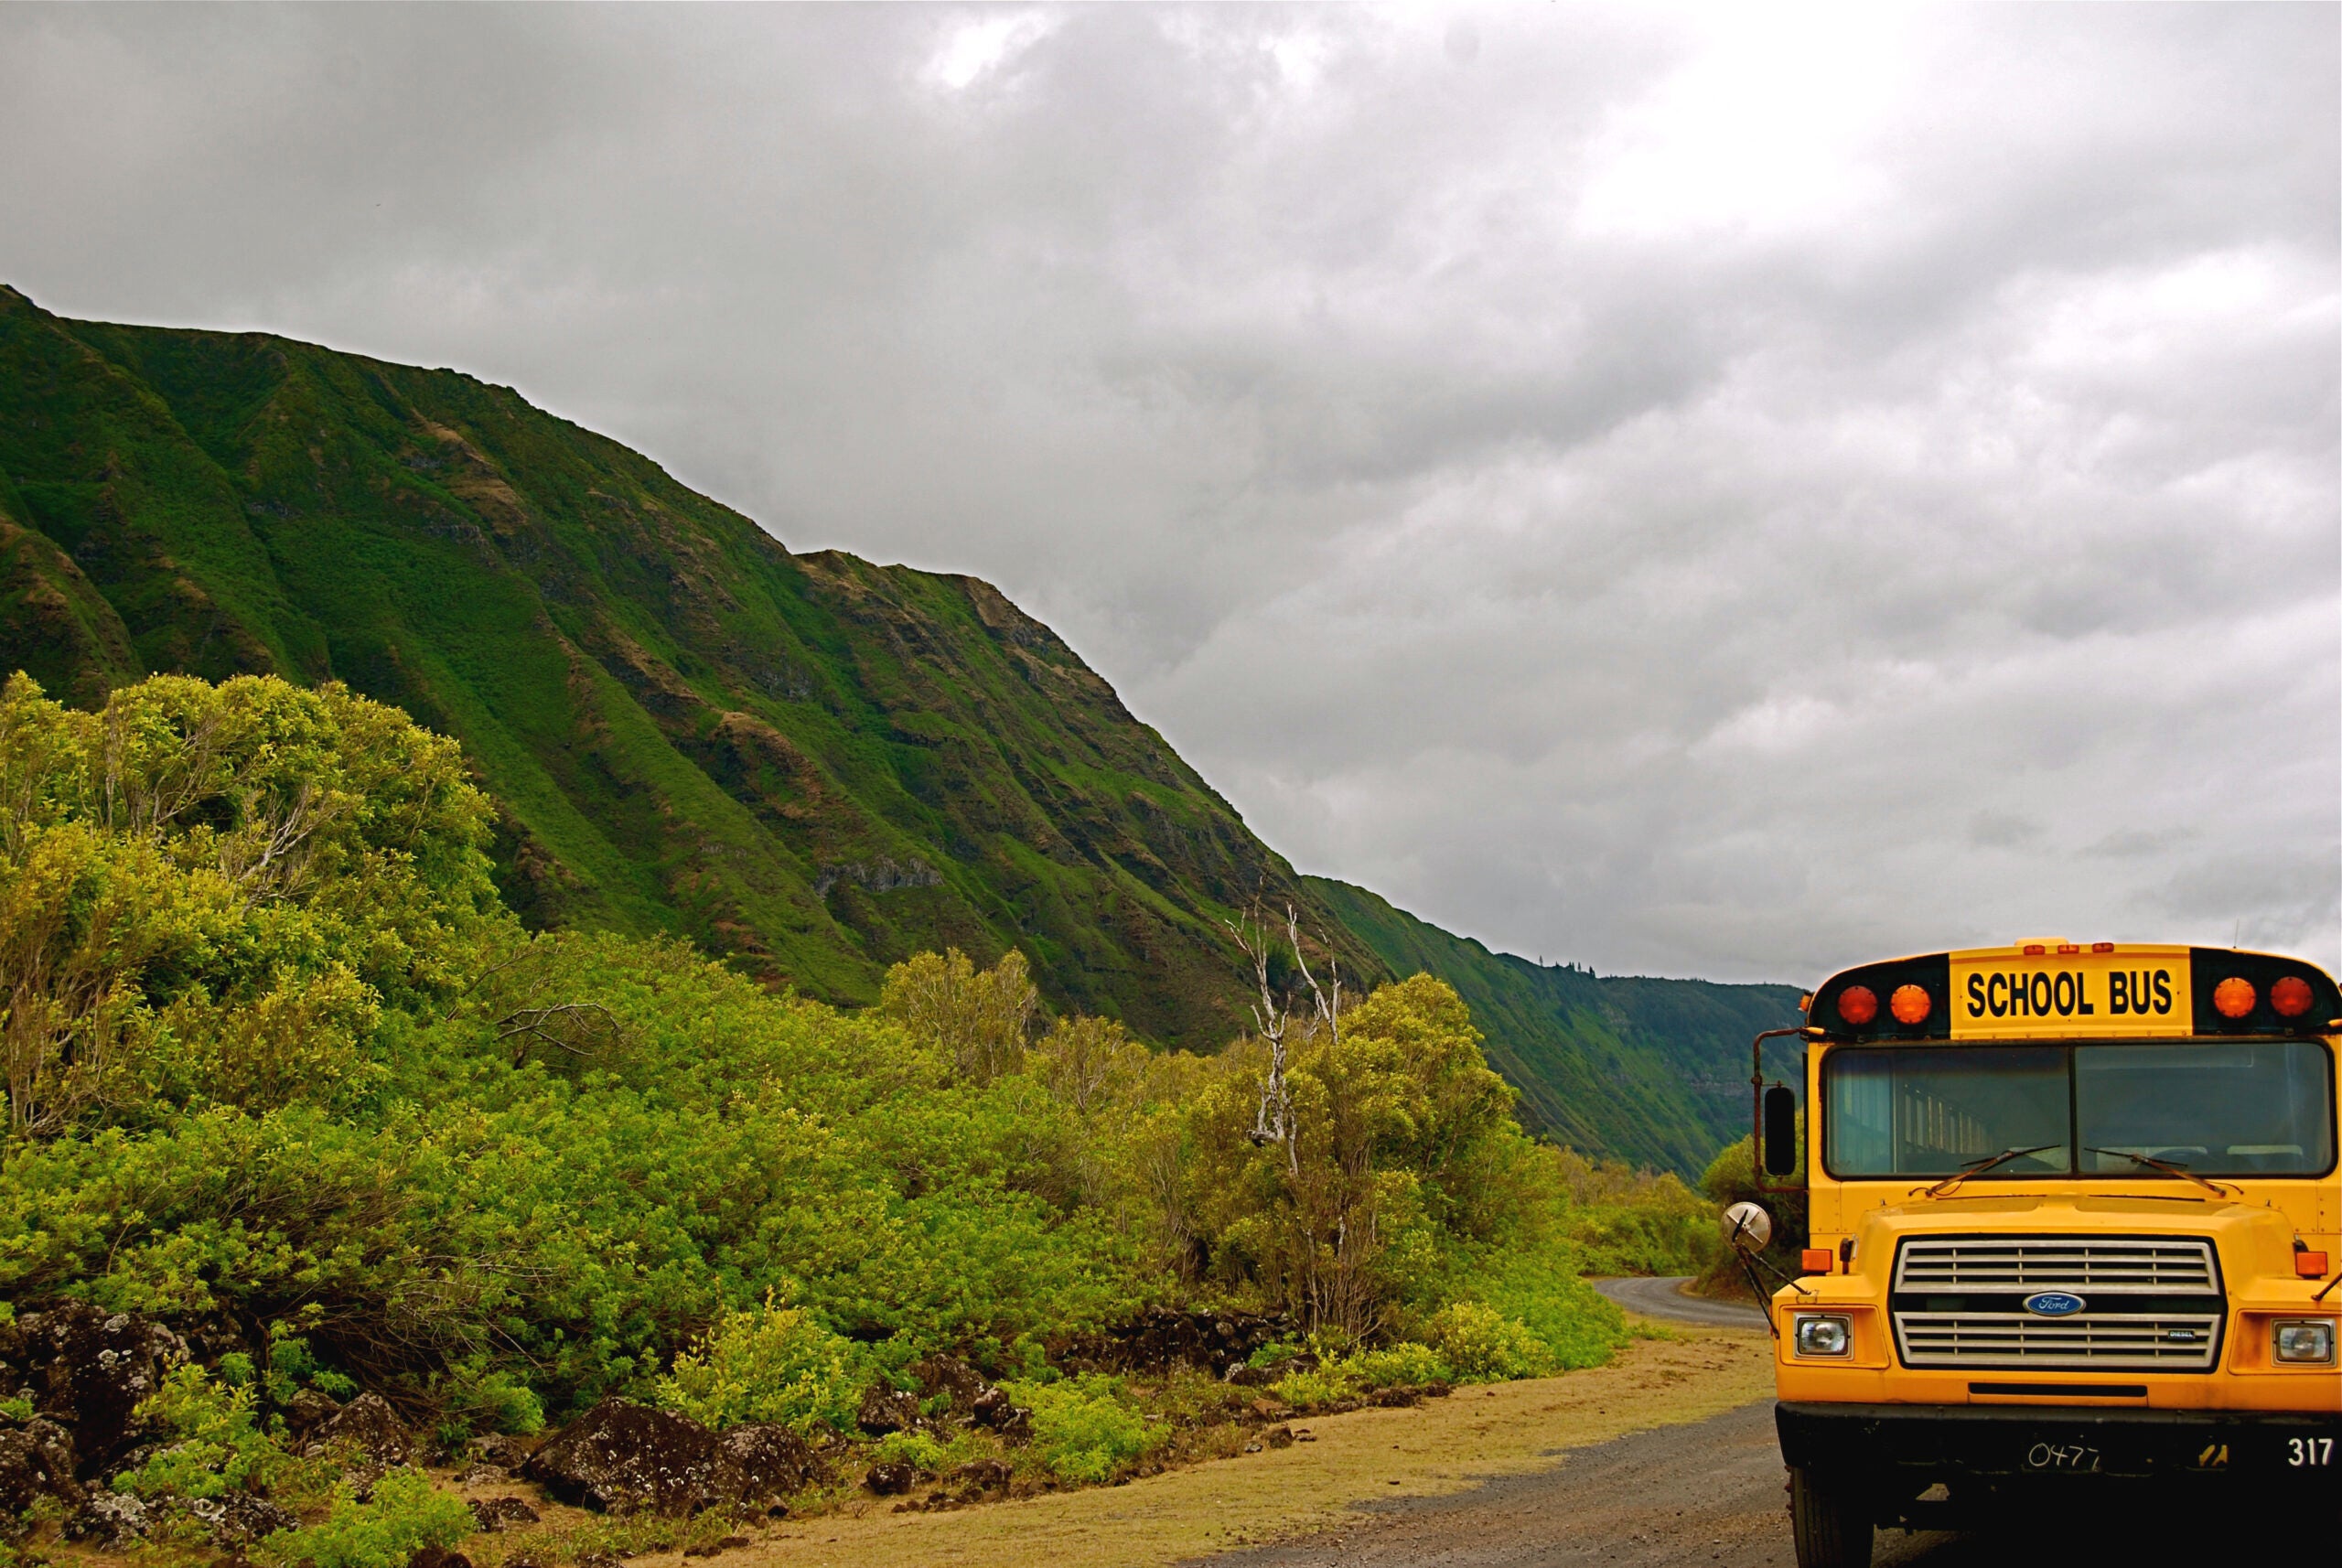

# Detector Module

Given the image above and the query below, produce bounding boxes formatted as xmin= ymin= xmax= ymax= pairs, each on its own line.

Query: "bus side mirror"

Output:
xmin=1762 ymin=1084 xmax=1798 ymax=1176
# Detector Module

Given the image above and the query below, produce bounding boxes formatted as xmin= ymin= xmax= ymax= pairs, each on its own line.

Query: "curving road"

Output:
xmin=1594 ymin=1275 xmax=1768 ymax=1329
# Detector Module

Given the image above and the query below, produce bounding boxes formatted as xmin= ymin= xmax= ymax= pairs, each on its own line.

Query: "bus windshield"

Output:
xmin=1821 ymin=1040 xmax=2335 ymax=1178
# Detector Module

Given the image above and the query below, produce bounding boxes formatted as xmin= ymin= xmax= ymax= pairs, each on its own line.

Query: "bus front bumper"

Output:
xmin=1776 ymin=1401 xmax=2342 ymax=1504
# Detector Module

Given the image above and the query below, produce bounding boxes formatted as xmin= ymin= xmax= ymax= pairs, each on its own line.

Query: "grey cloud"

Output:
xmin=1 ymin=3 xmax=2332 ymax=983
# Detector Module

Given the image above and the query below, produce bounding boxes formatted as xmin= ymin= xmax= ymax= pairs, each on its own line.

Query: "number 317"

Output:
xmin=2289 ymin=1438 xmax=2334 ymax=1467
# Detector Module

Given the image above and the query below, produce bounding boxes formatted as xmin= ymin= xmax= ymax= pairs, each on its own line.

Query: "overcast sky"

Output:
xmin=4 ymin=4 xmax=2336 ymax=983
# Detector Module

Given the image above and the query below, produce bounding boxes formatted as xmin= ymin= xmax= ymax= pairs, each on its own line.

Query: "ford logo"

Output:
xmin=2024 ymin=1292 xmax=2088 ymax=1317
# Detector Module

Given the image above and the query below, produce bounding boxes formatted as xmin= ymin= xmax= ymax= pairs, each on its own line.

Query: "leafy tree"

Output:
xmin=877 ymin=947 xmax=1037 ymax=1086
xmin=0 ymin=672 xmax=495 ymax=1135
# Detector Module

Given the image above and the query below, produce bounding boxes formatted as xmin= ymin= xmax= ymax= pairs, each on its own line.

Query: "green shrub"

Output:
xmin=1268 ymin=1364 xmax=1357 ymax=1409
xmin=1424 ymin=1301 xmax=1553 ymax=1382
xmin=1345 ymin=1341 xmax=1450 ymax=1388
xmin=1000 ymin=1375 xmax=1162 ymax=1482
xmin=259 ymin=1468 xmax=473 ymax=1568
xmin=653 ymin=1294 xmax=860 ymax=1435
xmin=433 ymin=1361 xmax=543 ymax=1439
xmin=869 ymin=1429 xmax=950 ymax=1473
xmin=1473 ymin=1249 xmax=1629 ymax=1371
xmin=265 ymin=1331 xmax=358 ymax=1405
xmin=113 ymin=1365 xmax=285 ymax=1499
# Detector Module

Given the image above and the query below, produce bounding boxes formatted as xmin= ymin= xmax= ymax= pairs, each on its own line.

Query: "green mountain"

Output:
xmin=0 ymin=285 xmax=1798 ymax=1171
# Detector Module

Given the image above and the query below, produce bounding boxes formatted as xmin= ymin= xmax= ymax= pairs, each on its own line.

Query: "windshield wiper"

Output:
xmin=2084 ymin=1147 xmax=2233 ymax=1197
xmin=1918 ymin=1144 xmax=2059 ymax=1198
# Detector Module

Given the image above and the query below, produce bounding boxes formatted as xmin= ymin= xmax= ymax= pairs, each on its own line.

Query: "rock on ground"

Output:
xmin=1050 ymin=1307 xmax=1293 ymax=1380
xmin=521 ymin=1400 xmax=812 ymax=1516
xmin=470 ymin=1495 xmax=543 ymax=1530
xmin=0 ymin=1416 xmax=84 ymax=1516
xmin=855 ymin=1383 xmax=922 ymax=1436
xmin=304 ymin=1391 xmax=411 ymax=1465
xmin=64 ymin=1491 xmax=149 ymax=1549
xmin=0 ymin=1302 xmax=188 ymax=1475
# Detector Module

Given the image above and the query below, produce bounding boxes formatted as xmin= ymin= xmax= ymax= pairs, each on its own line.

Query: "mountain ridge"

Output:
xmin=0 ymin=285 xmax=1798 ymax=1173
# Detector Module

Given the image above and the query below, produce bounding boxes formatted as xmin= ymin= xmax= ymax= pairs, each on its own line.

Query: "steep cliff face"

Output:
xmin=0 ymin=286 xmax=1796 ymax=1168
xmin=0 ymin=285 xmax=1356 ymax=1042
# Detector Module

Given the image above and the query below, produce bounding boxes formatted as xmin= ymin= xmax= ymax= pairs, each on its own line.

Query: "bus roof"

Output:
xmin=1802 ymin=943 xmax=2340 ymax=1044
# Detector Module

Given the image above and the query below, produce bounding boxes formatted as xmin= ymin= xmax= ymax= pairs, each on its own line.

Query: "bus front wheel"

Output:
xmin=1788 ymin=1466 xmax=1873 ymax=1568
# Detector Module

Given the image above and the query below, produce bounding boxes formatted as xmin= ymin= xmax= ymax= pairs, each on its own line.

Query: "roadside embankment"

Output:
xmin=698 ymin=1325 xmax=1769 ymax=1568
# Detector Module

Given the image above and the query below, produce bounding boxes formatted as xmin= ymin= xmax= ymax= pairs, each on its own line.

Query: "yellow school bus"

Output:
xmin=1747 ymin=942 xmax=2340 ymax=1567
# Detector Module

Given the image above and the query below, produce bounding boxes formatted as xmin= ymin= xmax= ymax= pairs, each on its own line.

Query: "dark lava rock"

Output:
xmin=966 ymin=1385 xmax=1030 ymax=1442
xmin=719 ymin=1422 xmax=822 ymax=1501
xmin=854 ymin=1383 xmax=921 ymax=1436
xmin=0 ymin=1416 xmax=83 ymax=1515
xmin=1264 ymin=1425 xmax=1295 ymax=1449
xmin=1050 ymin=1307 xmax=1293 ymax=1380
xmin=943 ymin=1458 xmax=1012 ymax=1497
xmin=469 ymin=1495 xmax=542 ymax=1531
xmin=521 ymin=1399 xmax=803 ymax=1517
xmin=182 ymin=1492 xmax=299 ymax=1548
xmin=1 ymin=1301 xmax=188 ymax=1475
xmin=64 ymin=1492 xmax=149 ymax=1549
xmin=304 ymin=1392 xmax=410 ymax=1465
xmin=281 ymin=1387 xmax=344 ymax=1435
xmin=454 ymin=1463 xmax=507 ymax=1486
xmin=908 ymin=1356 xmax=987 ymax=1413
xmin=523 ymin=1400 xmax=715 ymax=1514
xmin=862 ymin=1460 xmax=917 ymax=1497
xmin=408 ymin=1547 xmax=473 ymax=1568
xmin=468 ymin=1433 xmax=533 ymax=1468
xmin=1221 ymin=1365 xmax=1274 ymax=1388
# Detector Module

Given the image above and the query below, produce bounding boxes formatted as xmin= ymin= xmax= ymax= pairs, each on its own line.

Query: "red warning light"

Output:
xmin=1889 ymin=984 xmax=1932 ymax=1026
xmin=2023 ymin=944 xmax=2047 ymax=957
xmin=2212 ymin=977 xmax=2257 ymax=1019
xmin=2271 ymin=976 xmax=2314 ymax=1018
xmin=2090 ymin=942 xmax=2115 ymax=953
xmin=1837 ymin=985 xmax=1879 ymax=1026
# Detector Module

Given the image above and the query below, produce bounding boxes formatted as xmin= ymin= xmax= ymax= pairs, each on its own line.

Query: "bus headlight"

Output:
xmin=1793 ymin=1314 xmax=1852 ymax=1358
xmin=2272 ymin=1320 xmax=2336 ymax=1365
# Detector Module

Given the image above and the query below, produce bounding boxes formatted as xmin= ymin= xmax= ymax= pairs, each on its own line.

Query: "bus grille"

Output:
xmin=1894 ymin=1312 xmax=2223 ymax=1370
xmin=1893 ymin=1236 xmax=2218 ymax=1294
xmin=1890 ymin=1235 xmax=2224 ymax=1371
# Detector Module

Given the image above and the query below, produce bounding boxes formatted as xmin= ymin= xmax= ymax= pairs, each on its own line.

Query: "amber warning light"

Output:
xmin=2212 ymin=977 xmax=2257 ymax=1020
xmin=1889 ymin=984 xmax=1931 ymax=1026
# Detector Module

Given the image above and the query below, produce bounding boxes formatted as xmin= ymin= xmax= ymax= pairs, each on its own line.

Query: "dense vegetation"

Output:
xmin=0 ymin=285 xmax=1797 ymax=1175
xmin=0 ymin=673 xmax=1718 ymax=1470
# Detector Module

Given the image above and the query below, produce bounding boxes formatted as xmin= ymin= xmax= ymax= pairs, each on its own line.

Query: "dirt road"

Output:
xmin=1593 ymin=1276 xmax=1766 ymax=1329
xmin=1194 ymin=1390 xmax=2227 ymax=1568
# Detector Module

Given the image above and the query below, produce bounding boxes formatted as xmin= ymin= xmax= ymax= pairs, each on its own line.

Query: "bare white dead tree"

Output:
xmin=1225 ymin=902 xmax=1299 ymax=1173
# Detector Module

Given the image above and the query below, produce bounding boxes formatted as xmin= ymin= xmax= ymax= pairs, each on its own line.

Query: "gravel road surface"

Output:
xmin=1593 ymin=1277 xmax=1767 ymax=1329
xmin=1194 ymin=1394 xmax=2231 ymax=1568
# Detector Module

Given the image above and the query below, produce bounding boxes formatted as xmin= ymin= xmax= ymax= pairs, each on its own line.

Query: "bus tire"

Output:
xmin=1789 ymin=1466 xmax=1872 ymax=1568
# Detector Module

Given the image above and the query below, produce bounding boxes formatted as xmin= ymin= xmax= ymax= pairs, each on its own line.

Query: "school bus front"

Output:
xmin=1750 ymin=943 xmax=2341 ymax=1567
